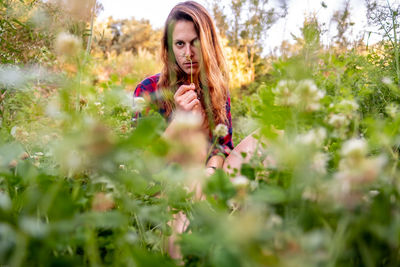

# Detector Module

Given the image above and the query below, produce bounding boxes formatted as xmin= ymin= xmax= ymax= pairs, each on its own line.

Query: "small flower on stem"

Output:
xmin=132 ymin=97 xmax=146 ymax=113
xmin=214 ymin=123 xmax=228 ymax=137
xmin=54 ymin=32 xmax=82 ymax=58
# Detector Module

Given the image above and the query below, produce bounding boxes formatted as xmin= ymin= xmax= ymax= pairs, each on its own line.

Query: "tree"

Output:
xmin=209 ymin=0 xmax=288 ymax=80
xmin=365 ymin=0 xmax=400 ymax=85
xmin=92 ymin=17 xmax=161 ymax=57
xmin=331 ymin=0 xmax=354 ymax=50
xmin=289 ymin=14 xmax=323 ymax=69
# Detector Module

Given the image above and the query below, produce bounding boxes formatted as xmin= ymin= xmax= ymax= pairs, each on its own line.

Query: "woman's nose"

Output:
xmin=184 ymin=44 xmax=193 ymax=58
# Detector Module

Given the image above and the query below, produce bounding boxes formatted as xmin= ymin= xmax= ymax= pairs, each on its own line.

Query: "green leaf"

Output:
xmin=251 ymin=184 xmax=286 ymax=204
xmin=204 ymin=170 xmax=236 ymax=203
xmin=240 ymin=163 xmax=255 ymax=180
xmin=123 ymin=115 xmax=165 ymax=148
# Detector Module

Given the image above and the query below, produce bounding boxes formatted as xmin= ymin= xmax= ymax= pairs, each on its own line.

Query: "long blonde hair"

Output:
xmin=158 ymin=1 xmax=229 ymax=126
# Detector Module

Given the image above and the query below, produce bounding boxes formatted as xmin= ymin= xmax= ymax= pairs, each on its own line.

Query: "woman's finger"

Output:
xmin=174 ymin=83 xmax=195 ymax=97
xmin=186 ymin=98 xmax=200 ymax=110
xmin=183 ymin=91 xmax=197 ymax=103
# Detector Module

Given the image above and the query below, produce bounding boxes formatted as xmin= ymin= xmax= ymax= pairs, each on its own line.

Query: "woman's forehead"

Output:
xmin=172 ymin=20 xmax=198 ymax=40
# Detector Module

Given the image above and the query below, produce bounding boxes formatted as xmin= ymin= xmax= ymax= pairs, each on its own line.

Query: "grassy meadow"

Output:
xmin=1 ymin=0 xmax=400 ymax=266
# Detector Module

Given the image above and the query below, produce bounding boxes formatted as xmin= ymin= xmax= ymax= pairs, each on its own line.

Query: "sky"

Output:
xmin=97 ymin=0 xmax=371 ymax=54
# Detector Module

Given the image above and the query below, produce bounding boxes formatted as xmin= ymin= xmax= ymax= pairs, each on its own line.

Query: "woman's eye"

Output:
xmin=176 ymin=41 xmax=184 ymax=47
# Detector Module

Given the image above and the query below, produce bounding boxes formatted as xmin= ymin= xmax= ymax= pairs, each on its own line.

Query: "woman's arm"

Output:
xmin=206 ymin=94 xmax=234 ymax=175
xmin=205 ymin=154 xmax=224 ymax=175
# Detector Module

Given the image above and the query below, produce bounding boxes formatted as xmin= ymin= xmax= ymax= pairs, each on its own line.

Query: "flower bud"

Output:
xmin=54 ymin=32 xmax=82 ymax=58
xmin=214 ymin=123 xmax=228 ymax=137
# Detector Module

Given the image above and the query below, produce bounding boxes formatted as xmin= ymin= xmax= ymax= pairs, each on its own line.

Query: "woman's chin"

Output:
xmin=184 ymin=70 xmax=199 ymax=77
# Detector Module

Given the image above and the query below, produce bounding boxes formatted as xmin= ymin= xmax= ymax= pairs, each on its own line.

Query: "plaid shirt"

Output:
xmin=134 ymin=73 xmax=234 ymax=157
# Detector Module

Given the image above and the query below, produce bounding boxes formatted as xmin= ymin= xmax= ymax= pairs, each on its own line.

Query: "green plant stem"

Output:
xmin=206 ymin=138 xmax=219 ymax=162
xmin=291 ymin=109 xmax=299 ymax=134
xmin=85 ymin=227 xmax=101 ymax=267
xmin=190 ymin=58 xmax=193 ymax=84
xmin=134 ymin=213 xmax=147 ymax=247
xmin=328 ymin=217 xmax=349 ymax=267
xmin=75 ymin=57 xmax=82 ymax=113
xmin=86 ymin=0 xmax=96 ymax=56
xmin=10 ymin=231 xmax=28 ymax=267
xmin=387 ymin=0 xmax=400 ymax=86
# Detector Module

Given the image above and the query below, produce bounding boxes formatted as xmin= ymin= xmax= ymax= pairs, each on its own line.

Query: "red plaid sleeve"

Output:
xmin=133 ymin=74 xmax=160 ymax=120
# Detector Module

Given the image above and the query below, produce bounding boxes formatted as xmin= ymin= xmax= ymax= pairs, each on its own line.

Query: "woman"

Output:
xmin=134 ymin=1 xmax=234 ymax=174
xmin=134 ymin=0 xmax=261 ymax=259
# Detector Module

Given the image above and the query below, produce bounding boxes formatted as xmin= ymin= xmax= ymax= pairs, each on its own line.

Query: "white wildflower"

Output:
xmin=385 ymin=103 xmax=399 ymax=118
xmin=296 ymin=127 xmax=327 ymax=147
xmin=46 ymin=99 xmax=61 ymax=118
xmin=328 ymin=113 xmax=349 ymax=128
xmin=10 ymin=126 xmax=18 ymax=137
xmin=369 ymin=190 xmax=379 ymax=197
xmin=132 ymin=96 xmax=146 ymax=113
xmin=341 ymin=138 xmax=367 ymax=160
xmin=333 ymin=155 xmax=386 ymax=208
xmin=296 ymin=79 xmax=325 ymax=111
xmin=337 ymin=99 xmax=359 ymax=113
xmin=273 ymin=79 xmax=324 ymax=112
xmin=272 ymin=80 xmax=298 ymax=106
xmin=231 ymin=175 xmax=249 ymax=188
xmin=54 ymin=32 xmax=82 ymax=57
xmin=214 ymin=123 xmax=228 ymax=137
xmin=266 ymin=214 xmax=282 ymax=228
xmin=302 ymin=187 xmax=318 ymax=201
xmin=227 ymin=199 xmax=239 ymax=210
xmin=125 ymin=231 xmax=138 ymax=244
xmin=382 ymin=77 xmax=392 ymax=85
xmin=311 ymin=152 xmax=329 ymax=174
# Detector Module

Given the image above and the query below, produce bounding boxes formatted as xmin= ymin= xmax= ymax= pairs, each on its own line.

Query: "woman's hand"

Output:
xmin=174 ymin=83 xmax=200 ymax=112
xmin=174 ymin=83 xmax=206 ymax=128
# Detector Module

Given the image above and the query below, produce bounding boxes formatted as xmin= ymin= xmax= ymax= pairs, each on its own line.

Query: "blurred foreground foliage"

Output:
xmin=2 ymin=1 xmax=400 ymax=267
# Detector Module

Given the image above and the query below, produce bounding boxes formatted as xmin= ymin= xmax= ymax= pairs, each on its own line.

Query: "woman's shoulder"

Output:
xmin=136 ymin=73 xmax=161 ymax=93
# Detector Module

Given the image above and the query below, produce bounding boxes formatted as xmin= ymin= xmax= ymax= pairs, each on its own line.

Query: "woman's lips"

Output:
xmin=184 ymin=62 xmax=198 ymax=66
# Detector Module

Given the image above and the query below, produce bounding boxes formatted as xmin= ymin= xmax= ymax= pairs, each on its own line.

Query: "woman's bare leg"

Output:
xmin=223 ymin=131 xmax=264 ymax=174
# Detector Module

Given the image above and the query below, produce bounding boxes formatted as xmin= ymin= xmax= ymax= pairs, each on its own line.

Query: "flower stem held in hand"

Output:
xmin=186 ymin=55 xmax=193 ymax=84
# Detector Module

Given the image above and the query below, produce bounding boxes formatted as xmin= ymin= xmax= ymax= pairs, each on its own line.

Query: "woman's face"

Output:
xmin=172 ymin=20 xmax=200 ymax=78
